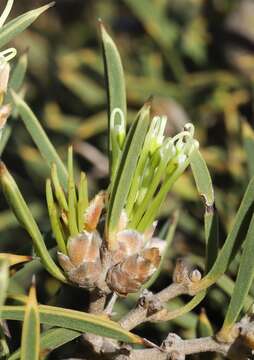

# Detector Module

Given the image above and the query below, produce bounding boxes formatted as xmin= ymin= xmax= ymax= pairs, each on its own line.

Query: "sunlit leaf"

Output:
xmin=0 ymin=3 xmax=54 ymax=49
xmin=190 ymin=148 xmax=218 ymax=270
xmin=9 ymin=328 xmax=80 ymax=360
xmin=106 ymin=102 xmax=150 ymax=249
xmin=101 ymin=22 xmax=127 ymax=175
xmin=0 ymin=304 xmax=143 ymax=344
xmin=219 ymin=213 xmax=254 ymax=340
xmin=0 ymin=253 xmax=31 ymax=266
xmin=242 ymin=120 xmax=254 ymax=179
xmin=192 ymin=175 xmax=254 ymax=293
xmin=21 ymin=280 xmax=40 ymax=360
xmin=0 ymin=162 xmax=66 ymax=283
xmin=11 ymin=92 xmax=68 ymax=190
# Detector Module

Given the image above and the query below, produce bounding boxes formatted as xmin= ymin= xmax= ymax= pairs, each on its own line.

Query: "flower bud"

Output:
xmin=58 ymin=230 xmax=102 ymax=288
xmin=148 ymin=115 xmax=167 ymax=155
xmin=84 ymin=191 xmax=105 ymax=231
xmin=189 ymin=269 xmax=202 ymax=283
xmin=106 ymin=247 xmax=160 ymax=296
xmin=111 ymin=229 xmax=143 ymax=264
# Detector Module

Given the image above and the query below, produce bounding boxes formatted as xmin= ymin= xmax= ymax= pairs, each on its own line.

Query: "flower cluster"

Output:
xmin=48 ymin=110 xmax=199 ymax=296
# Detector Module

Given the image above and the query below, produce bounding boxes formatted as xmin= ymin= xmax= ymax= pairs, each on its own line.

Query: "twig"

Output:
xmin=119 ymin=282 xmax=188 ymax=330
xmin=113 ymin=334 xmax=252 ymax=360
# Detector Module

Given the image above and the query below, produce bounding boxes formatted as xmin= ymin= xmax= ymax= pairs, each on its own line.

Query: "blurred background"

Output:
xmin=1 ymin=0 xmax=254 ymax=358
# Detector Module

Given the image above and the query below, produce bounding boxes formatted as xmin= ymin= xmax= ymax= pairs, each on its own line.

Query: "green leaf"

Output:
xmin=161 ymin=291 xmax=206 ymax=321
xmin=137 ymin=159 xmax=190 ymax=232
xmin=129 ymin=140 xmax=175 ymax=228
xmin=0 ymin=162 xmax=66 ymax=283
xmin=21 ymin=281 xmax=40 ymax=360
xmin=190 ymin=148 xmax=214 ymax=206
xmin=51 ymin=163 xmax=68 ymax=212
xmin=217 ymin=274 xmax=253 ymax=312
xmin=67 ymin=146 xmax=78 ymax=237
xmin=0 ymin=304 xmax=143 ymax=344
xmin=106 ymin=102 xmax=151 ymax=249
xmin=0 ymin=124 xmax=11 ymax=156
xmin=190 ymin=148 xmax=217 ymax=271
xmin=11 ymin=91 xmax=68 ymax=190
xmin=77 ymin=172 xmax=88 ymax=232
xmin=192 ymin=175 xmax=254 ymax=293
xmin=8 ymin=52 xmax=28 ymax=93
xmin=0 ymin=253 xmax=31 ymax=266
xmin=8 ymin=250 xmax=57 ymax=295
xmin=242 ymin=120 xmax=254 ymax=179
xmin=204 ymin=206 xmax=219 ymax=271
xmin=46 ymin=179 xmax=67 ymax=254
xmin=9 ymin=328 xmax=80 ymax=360
xmin=100 ymin=22 xmax=127 ymax=175
xmin=0 ymin=3 xmax=54 ymax=49
xmin=219 ymin=213 xmax=254 ymax=339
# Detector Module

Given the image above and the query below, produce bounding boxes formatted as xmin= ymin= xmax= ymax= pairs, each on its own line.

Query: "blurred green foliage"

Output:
xmin=1 ymin=0 xmax=254 ymax=357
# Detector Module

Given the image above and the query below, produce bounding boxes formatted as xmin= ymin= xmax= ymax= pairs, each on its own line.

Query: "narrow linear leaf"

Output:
xmin=242 ymin=120 xmax=254 ymax=179
xmin=160 ymin=291 xmax=206 ymax=322
xmin=137 ymin=160 xmax=189 ymax=232
xmin=67 ymin=146 xmax=78 ymax=236
xmin=219 ymin=213 xmax=254 ymax=339
xmin=9 ymin=328 xmax=80 ymax=360
xmin=21 ymin=281 xmax=40 ymax=360
xmin=77 ymin=172 xmax=88 ymax=232
xmin=190 ymin=149 xmax=214 ymax=206
xmin=0 ymin=162 xmax=66 ymax=282
xmin=217 ymin=274 xmax=253 ymax=312
xmin=7 ymin=294 xmax=28 ymax=304
xmin=204 ymin=206 xmax=219 ymax=271
xmin=0 ymin=304 xmax=143 ymax=344
xmin=51 ymin=163 xmax=68 ymax=211
xmin=100 ymin=22 xmax=127 ymax=172
xmin=0 ymin=125 xmax=11 ymax=156
xmin=0 ymin=3 xmax=54 ymax=49
xmin=190 ymin=149 xmax=218 ymax=270
xmin=6 ymin=52 xmax=28 ymax=107
xmin=11 ymin=92 xmax=68 ymax=190
xmin=8 ymin=249 xmax=58 ymax=295
xmin=106 ymin=102 xmax=151 ymax=248
xmin=192 ymin=175 xmax=254 ymax=293
xmin=0 ymin=253 xmax=31 ymax=266
xmin=46 ymin=179 xmax=67 ymax=254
